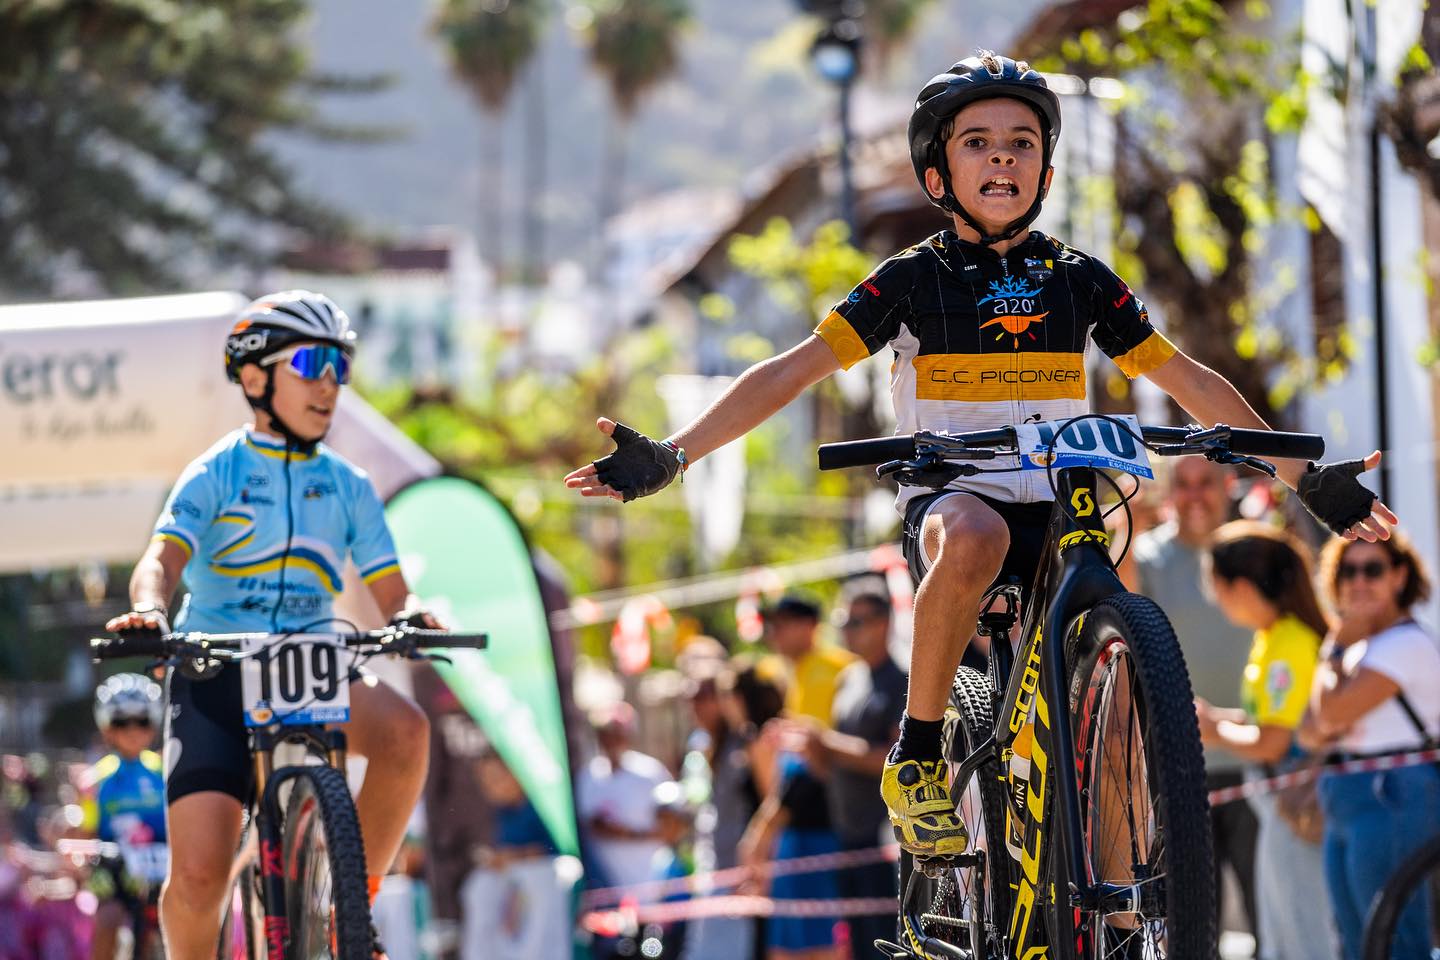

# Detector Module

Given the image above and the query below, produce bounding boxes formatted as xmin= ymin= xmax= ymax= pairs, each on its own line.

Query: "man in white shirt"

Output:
xmin=576 ymin=702 xmax=671 ymax=890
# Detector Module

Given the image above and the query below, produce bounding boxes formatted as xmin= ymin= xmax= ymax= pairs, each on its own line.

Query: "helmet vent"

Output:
xmin=978 ymin=49 xmax=1002 ymax=77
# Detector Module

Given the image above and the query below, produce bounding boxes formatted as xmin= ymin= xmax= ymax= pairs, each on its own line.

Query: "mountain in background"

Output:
xmin=273 ymin=0 xmax=1043 ymax=270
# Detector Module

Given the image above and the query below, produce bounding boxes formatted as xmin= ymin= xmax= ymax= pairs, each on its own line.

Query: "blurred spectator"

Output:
xmin=649 ymin=781 xmax=697 ymax=958
xmin=1300 ymin=529 xmax=1440 ymax=960
xmin=760 ymin=596 xmax=856 ymax=728
xmin=1196 ymin=522 xmax=1333 ymax=960
xmin=577 ymin=702 xmax=670 ymax=891
xmin=723 ymin=659 xmax=788 ymax=960
xmin=682 ymin=663 xmax=760 ymax=960
xmin=1123 ymin=457 xmax=1259 ymax=939
xmin=797 ymin=590 xmax=905 ymax=952
xmin=460 ymin=749 xmax=568 ymax=960
xmin=473 ymin=750 xmax=556 ymax=867
xmin=736 ymin=658 xmax=842 ymax=960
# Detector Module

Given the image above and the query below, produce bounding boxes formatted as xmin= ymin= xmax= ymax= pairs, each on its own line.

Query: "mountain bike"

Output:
xmin=91 ymin=624 xmax=486 ymax=960
xmin=1362 ymin=830 xmax=1440 ymax=960
xmin=818 ymin=415 xmax=1324 ymax=960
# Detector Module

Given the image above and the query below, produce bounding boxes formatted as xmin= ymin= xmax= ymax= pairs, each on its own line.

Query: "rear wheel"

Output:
xmin=1362 ymin=833 xmax=1440 ymax=960
xmin=281 ymin=766 xmax=372 ymax=960
xmin=1059 ymin=593 xmax=1215 ymax=958
xmin=898 ymin=666 xmax=1012 ymax=957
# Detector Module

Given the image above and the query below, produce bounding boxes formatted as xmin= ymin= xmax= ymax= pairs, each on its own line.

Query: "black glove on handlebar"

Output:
xmin=592 ymin=422 xmax=681 ymax=503
xmin=1297 ymin=459 xmax=1378 ymax=535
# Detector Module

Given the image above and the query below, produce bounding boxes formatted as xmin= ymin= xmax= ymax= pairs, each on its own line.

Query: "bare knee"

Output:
xmin=162 ymin=847 xmax=232 ymax=915
xmin=358 ymin=690 xmax=429 ymax=769
xmin=931 ymin=505 xmax=1010 ymax=582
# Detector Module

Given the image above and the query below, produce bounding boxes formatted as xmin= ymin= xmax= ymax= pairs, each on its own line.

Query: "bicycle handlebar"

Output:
xmin=90 ymin=625 xmax=488 ymax=663
xmin=817 ymin=422 xmax=1324 ymax=470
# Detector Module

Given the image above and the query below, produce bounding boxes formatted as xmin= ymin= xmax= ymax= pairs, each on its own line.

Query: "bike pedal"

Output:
xmin=916 ymin=853 xmax=979 ymax=878
xmin=873 ymin=940 xmax=918 ymax=959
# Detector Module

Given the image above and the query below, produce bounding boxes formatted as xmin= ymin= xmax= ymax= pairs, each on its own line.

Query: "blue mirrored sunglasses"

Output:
xmin=265 ymin=344 xmax=351 ymax=384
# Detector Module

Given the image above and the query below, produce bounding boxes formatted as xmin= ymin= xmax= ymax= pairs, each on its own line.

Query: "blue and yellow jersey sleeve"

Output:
xmin=152 ymin=459 xmax=221 ymax=560
xmin=348 ymin=473 xmax=400 ymax=585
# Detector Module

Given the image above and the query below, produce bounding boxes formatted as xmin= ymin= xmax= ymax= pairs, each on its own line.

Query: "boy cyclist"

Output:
xmin=566 ymin=53 xmax=1394 ymax=861
xmin=84 ymin=673 xmax=166 ymax=960
xmin=106 ymin=291 xmax=438 ymax=960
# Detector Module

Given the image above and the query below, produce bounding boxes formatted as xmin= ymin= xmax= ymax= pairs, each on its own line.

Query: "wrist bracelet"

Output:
xmin=663 ymin=440 xmax=688 ymax=482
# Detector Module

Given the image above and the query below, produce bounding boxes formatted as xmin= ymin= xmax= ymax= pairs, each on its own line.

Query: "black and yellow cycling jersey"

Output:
xmin=815 ymin=230 xmax=1176 ymax=505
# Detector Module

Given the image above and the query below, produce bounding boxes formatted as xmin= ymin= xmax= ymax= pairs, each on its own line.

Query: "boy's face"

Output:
xmin=926 ymin=98 xmax=1052 ymax=233
xmin=241 ymin=341 xmax=342 ymax=440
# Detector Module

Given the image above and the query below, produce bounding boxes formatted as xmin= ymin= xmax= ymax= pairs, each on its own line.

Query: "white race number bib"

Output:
xmin=1013 ymin=415 xmax=1154 ymax=479
xmin=240 ymin=636 xmax=350 ymax=726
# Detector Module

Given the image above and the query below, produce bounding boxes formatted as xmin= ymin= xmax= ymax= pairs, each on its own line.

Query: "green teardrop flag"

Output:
xmin=385 ymin=477 xmax=578 ymax=856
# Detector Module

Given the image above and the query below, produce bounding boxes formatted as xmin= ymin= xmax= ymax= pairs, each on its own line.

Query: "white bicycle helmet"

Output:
xmin=93 ymin=673 xmax=164 ymax=731
xmin=224 ymin=290 xmax=356 ymax=383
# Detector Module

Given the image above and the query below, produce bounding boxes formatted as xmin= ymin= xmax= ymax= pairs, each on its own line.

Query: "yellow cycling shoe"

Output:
xmin=881 ymin=756 xmax=968 ymax=857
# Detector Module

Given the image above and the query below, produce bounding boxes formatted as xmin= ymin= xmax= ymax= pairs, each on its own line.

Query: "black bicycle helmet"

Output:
xmin=908 ymin=51 xmax=1062 ymax=245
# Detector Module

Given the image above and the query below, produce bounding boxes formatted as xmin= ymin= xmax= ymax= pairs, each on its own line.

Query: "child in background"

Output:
xmin=650 ymin=781 xmax=696 ymax=959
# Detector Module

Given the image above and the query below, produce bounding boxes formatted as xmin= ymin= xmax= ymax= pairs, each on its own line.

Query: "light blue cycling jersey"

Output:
xmin=152 ymin=428 xmax=400 ymax=633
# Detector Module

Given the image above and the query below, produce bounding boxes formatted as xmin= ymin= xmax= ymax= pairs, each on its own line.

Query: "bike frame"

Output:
xmin=938 ymin=465 xmax=1131 ymax=958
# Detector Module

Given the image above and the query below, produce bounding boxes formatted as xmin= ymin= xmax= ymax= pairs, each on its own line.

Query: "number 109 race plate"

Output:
xmin=239 ymin=636 xmax=351 ymax=726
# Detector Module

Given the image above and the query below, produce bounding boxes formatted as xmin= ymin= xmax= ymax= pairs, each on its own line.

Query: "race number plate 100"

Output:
xmin=1013 ymin=415 xmax=1154 ymax=479
xmin=240 ymin=636 xmax=351 ymax=727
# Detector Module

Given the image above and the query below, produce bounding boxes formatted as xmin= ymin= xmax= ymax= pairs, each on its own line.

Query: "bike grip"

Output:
xmin=818 ymin=436 xmax=917 ymax=470
xmin=1226 ymin=429 xmax=1324 ymax=461
xmin=90 ymin=633 xmax=165 ymax=659
xmin=414 ymin=630 xmax=488 ymax=650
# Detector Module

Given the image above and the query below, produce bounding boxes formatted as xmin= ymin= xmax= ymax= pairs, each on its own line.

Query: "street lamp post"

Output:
xmin=808 ymin=14 xmax=863 ymax=243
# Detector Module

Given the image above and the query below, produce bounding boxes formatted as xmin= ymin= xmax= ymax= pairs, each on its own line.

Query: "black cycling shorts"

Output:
xmin=164 ymin=665 xmax=252 ymax=805
xmin=900 ymin=490 xmax=1055 ymax=595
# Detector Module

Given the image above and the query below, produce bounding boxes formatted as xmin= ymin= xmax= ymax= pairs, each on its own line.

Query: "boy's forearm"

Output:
xmin=671 ymin=339 xmax=838 ymax=462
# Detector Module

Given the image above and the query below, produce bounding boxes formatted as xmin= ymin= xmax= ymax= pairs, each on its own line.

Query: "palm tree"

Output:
xmin=433 ymin=0 xmax=548 ymax=281
xmin=578 ymin=0 xmax=691 ymax=261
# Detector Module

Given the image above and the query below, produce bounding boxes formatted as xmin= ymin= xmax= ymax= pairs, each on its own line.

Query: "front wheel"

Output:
xmin=280 ymin=766 xmax=373 ymax=960
xmin=1059 ymin=593 xmax=1215 ymax=958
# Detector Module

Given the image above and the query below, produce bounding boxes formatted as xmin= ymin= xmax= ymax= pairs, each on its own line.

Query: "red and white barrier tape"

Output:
xmin=582 ymin=895 xmax=897 ymax=933
xmin=580 ymin=843 xmax=898 ymax=909
xmin=1206 ymin=746 xmax=1440 ymax=807
xmin=580 ymin=746 xmax=1440 ymax=929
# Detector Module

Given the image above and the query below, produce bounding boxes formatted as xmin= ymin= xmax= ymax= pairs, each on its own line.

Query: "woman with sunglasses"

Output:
xmin=104 ymin=291 xmax=440 ymax=960
xmin=1299 ymin=529 xmax=1440 ymax=960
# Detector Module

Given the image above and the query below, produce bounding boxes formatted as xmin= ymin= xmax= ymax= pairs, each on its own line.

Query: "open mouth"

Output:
xmin=309 ymin=405 xmax=333 ymax=416
xmin=980 ymin=176 xmax=1020 ymax=197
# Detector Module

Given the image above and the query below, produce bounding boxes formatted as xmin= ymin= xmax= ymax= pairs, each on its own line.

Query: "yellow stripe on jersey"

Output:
xmin=913 ymin=352 xmax=1087 ymax=402
xmin=815 ymin=310 xmax=870 ymax=371
xmin=1112 ymin=330 xmax=1177 ymax=378
xmin=361 ymin=561 xmax=401 ymax=585
xmin=153 ymin=532 xmax=194 ymax=559
xmin=209 ymin=556 xmax=343 ymax=594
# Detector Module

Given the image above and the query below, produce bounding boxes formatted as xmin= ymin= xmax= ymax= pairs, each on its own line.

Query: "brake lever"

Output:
xmin=1205 ymin=450 xmax=1278 ymax=478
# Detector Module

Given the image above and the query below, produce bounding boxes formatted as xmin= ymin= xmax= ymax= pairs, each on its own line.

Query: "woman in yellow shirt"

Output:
xmin=1196 ymin=521 xmax=1334 ymax=960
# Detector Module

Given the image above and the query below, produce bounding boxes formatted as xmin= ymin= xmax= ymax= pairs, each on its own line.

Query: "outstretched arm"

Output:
xmin=565 ymin=336 xmax=842 ymax=501
xmin=1144 ymin=350 xmax=1397 ymax=541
